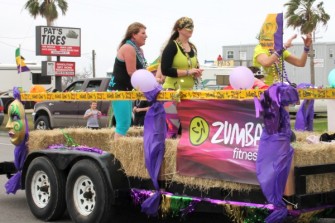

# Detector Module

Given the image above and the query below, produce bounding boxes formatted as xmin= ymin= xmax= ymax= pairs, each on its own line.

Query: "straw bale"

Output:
xmin=28 ymin=128 xmax=335 ymax=194
xmin=109 ymin=137 xmax=148 ymax=178
xmin=28 ymin=128 xmax=115 ymax=152
xmin=110 ymin=137 xmax=258 ymax=192
xmin=109 ymin=137 xmax=178 ymax=180
xmin=28 ymin=127 xmax=143 ymax=152
xmin=292 ymin=131 xmax=335 ymax=193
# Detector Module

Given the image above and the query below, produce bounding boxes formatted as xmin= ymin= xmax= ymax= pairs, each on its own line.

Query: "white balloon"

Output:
xmin=229 ymin=66 xmax=254 ymax=89
xmin=131 ymin=69 xmax=158 ymax=92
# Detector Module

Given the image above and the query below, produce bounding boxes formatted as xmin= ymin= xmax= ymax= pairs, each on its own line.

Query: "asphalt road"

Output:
xmin=0 ymin=133 xmax=232 ymax=223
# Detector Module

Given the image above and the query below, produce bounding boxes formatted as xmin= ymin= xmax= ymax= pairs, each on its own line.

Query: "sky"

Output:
xmin=1 ymin=0 xmax=335 ymax=77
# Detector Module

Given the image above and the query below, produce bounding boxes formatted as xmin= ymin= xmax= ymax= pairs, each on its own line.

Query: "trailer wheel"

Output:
xmin=25 ymin=157 xmax=66 ymax=221
xmin=66 ymin=159 xmax=113 ymax=223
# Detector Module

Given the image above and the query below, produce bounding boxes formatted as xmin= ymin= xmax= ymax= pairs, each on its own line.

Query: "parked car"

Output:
xmin=0 ymin=90 xmax=36 ymax=114
xmin=33 ymin=78 xmax=112 ymax=130
xmin=0 ymin=98 xmax=4 ymax=126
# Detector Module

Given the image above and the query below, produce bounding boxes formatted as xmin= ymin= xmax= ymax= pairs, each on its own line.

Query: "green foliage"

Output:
xmin=24 ymin=0 xmax=68 ymax=23
xmin=284 ymin=0 xmax=330 ymax=34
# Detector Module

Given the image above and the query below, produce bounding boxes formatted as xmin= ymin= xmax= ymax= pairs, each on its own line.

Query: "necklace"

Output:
xmin=176 ymin=39 xmax=193 ymax=68
xmin=269 ymin=50 xmax=291 ymax=84
xmin=175 ymin=39 xmax=202 ymax=89
xmin=126 ymin=39 xmax=148 ymax=68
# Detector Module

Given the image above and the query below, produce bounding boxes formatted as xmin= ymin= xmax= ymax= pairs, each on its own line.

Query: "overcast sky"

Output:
xmin=1 ymin=0 xmax=335 ymax=77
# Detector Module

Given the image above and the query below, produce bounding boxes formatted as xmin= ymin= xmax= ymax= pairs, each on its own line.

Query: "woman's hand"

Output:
xmin=284 ymin=34 xmax=298 ymax=49
xmin=190 ymin=68 xmax=203 ymax=78
xmin=302 ymin=33 xmax=312 ymax=48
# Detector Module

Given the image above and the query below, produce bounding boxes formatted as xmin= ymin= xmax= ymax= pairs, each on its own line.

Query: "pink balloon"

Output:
xmin=229 ymin=66 xmax=254 ymax=89
xmin=131 ymin=69 xmax=158 ymax=92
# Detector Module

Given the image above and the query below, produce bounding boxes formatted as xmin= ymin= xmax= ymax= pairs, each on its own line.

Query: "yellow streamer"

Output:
xmin=20 ymin=89 xmax=335 ymax=102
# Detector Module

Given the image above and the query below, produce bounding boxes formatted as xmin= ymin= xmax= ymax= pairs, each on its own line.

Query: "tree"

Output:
xmin=284 ymin=0 xmax=330 ymax=85
xmin=24 ymin=0 xmax=68 ymax=90
xmin=24 ymin=0 xmax=68 ymax=26
xmin=62 ymin=67 xmax=93 ymax=89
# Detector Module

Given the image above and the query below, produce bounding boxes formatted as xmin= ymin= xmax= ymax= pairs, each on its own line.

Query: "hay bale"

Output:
xmin=109 ymin=137 xmax=178 ymax=180
xmin=110 ymin=137 xmax=258 ymax=192
xmin=110 ymin=137 xmax=148 ymax=178
xmin=28 ymin=128 xmax=335 ymax=194
xmin=29 ymin=128 xmax=115 ymax=152
xmin=292 ymin=132 xmax=335 ymax=194
xmin=28 ymin=127 xmax=143 ymax=152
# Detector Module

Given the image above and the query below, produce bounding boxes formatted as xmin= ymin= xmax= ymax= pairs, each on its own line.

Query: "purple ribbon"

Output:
xmin=141 ymin=85 xmax=166 ymax=216
xmin=295 ymin=83 xmax=315 ymax=131
xmin=255 ymin=83 xmax=299 ymax=222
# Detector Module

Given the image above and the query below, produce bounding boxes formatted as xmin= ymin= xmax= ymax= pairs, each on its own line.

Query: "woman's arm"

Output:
xmin=161 ymin=41 xmax=203 ymax=78
xmin=285 ymin=33 xmax=312 ymax=67
xmin=118 ymin=44 xmax=137 ymax=76
xmin=161 ymin=41 xmax=178 ymax=77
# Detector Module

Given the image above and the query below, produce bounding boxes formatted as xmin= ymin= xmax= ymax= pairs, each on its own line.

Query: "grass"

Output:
xmin=290 ymin=113 xmax=328 ymax=133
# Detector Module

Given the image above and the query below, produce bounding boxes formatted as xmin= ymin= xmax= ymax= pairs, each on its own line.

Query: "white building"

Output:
xmin=221 ymin=42 xmax=335 ymax=87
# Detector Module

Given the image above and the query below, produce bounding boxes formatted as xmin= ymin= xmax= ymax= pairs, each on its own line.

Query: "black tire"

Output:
xmin=34 ymin=115 xmax=51 ymax=130
xmin=25 ymin=156 xmax=66 ymax=221
xmin=66 ymin=159 xmax=113 ymax=223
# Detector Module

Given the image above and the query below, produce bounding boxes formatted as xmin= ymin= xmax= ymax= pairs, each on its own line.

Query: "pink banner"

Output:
xmin=177 ymin=100 xmax=263 ymax=185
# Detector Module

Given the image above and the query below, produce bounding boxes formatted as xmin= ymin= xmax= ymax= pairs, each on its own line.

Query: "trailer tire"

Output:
xmin=34 ymin=115 xmax=51 ymax=130
xmin=66 ymin=159 xmax=113 ymax=223
xmin=25 ymin=156 xmax=66 ymax=221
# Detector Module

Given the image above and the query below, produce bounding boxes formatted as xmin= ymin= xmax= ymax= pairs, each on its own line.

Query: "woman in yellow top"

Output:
xmin=253 ymin=33 xmax=312 ymax=85
xmin=160 ymin=17 xmax=203 ymax=138
xmin=161 ymin=17 xmax=203 ymax=90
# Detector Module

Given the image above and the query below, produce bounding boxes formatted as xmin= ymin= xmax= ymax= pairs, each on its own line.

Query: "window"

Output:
xmin=86 ymin=80 xmax=102 ymax=92
xmin=32 ymin=73 xmax=51 ymax=84
xmin=227 ymin=51 xmax=234 ymax=59
xmin=65 ymin=81 xmax=84 ymax=92
xmin=330 ymin=49 xmax=333 ymax=58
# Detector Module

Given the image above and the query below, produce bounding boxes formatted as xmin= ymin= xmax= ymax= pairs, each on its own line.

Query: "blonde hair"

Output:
xmin=118 ymin=22 xmax=146 ymax=49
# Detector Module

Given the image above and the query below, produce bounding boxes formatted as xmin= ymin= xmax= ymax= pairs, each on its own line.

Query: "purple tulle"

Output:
xmin=294 ymin=83 xmax=315 ymax=132
xmin=141 ymin=85 xmax=166 ymax=216
xmin=255 ymin=83 xmax=298 ymax=222
xmin=294 ymin=99 xmax=314 ymax=131
xmin=47 ymin=144 xmax=104 ymax=154
xmin=5 ymin=172 xmax=22 ymax=194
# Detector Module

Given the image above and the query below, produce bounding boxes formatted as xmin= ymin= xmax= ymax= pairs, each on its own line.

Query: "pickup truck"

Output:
xmin=33 ymin=78 xmax=112 ymax=130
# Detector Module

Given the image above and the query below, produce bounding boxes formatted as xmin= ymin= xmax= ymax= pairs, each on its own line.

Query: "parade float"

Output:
xmin=1 ymin=11 xmax=335 ymax=223
xmin=0 ymin=69 xmax=333 ymax=223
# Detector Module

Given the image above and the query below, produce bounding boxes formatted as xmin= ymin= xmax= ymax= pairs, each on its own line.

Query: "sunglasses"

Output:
xmin=184 ymin=25 xmax=194 ymax=31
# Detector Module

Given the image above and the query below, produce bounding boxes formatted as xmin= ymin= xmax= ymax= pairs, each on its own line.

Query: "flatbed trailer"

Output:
xmin=1 ymin=89 xmax=335 ymax=222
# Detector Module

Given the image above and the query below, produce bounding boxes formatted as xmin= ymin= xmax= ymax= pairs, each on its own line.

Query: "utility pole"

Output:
xmin=92 ymin=50 xmax=96 ymax=77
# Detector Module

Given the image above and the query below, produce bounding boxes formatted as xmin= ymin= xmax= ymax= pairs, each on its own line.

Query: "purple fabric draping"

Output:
xmin=255 ymin=83 xmax=299 ymax=223
xmin=141 ymin=85 xmax=166 ymax=216
xmin=294 ymin=83 xmax=315 ymax=132
xmin=5 ymin=87 xmax=29 ymax=194
xmin=294 ymin=99 xmax=314 ymax=131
